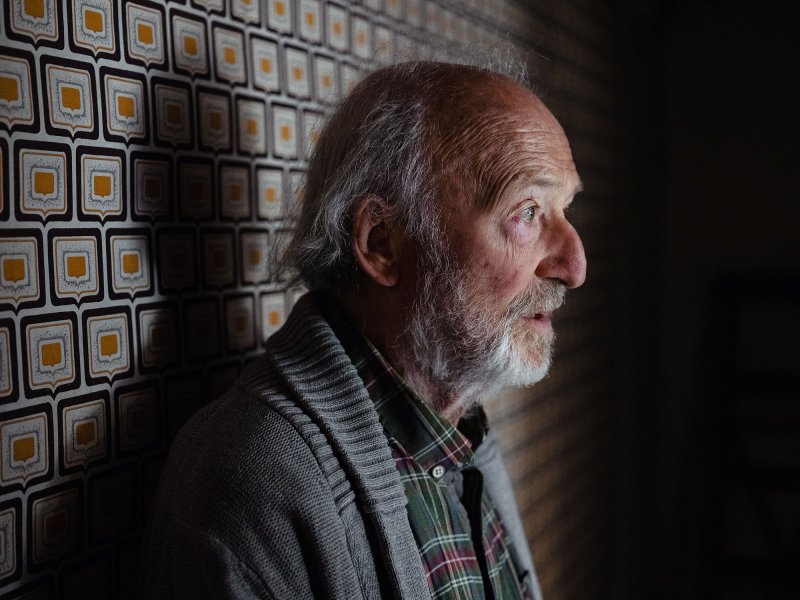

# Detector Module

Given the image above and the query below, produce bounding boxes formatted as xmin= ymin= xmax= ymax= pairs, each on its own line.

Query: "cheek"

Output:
xmin=470 ymin=221 xmax=536 ymax=301
xmin=505 ymin=216 xmax=538 ymax=243
xmin=479 ymin=258 xmax=528 ymax=301
xmin=491 ymin=269 xmax=526 ymax=300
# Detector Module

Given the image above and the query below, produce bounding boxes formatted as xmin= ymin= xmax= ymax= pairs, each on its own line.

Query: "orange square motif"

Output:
xmin=13 ymin=436 xmax=35 ymax=462
xmin=0 ymin=76 xmax=20 ymax=103
xmin=93 ymin=174 xmax=112 ymax=197
xmin=3 ymin=258 xmax=26 ymax=284
xmin=99 ymin=333 xmax=118 ymax=357
xmin=183 ymin=35 xmax=198 ymax=56
xmin=137 ymin=22 xmax=154 ymax=45
xmin=75 ymin=421 xmax=96 ymax=446
xmin=60 ymin=86 xmax=82 ymax=111
xmin=269 ymin=310 xmax=280 ymax=326
xmin=34 ymin=171 xmax=55 ymax=196
xmin=136 ymin=23 xmax=155 ymax=46
xmin=117 ymin=96 xmax=135 ymax=119
xmin=40 ymin=341 xmax=62 ymax=369
xmin=84 ymin=9 xmax=104 ymax=34
xmin=23 ymin=0 xmax=45 ymax=19
xmin=122 ymin=253 xmax=140 ymax=276
xmin=66 ymin=255 xmax=87 ymax=279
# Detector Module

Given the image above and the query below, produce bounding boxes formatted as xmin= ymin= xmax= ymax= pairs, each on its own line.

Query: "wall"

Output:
xmin=0 ymin=0 xmax=630 ymax=597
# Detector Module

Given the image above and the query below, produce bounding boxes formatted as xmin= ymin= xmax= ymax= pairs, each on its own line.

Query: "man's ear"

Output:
xmin=351 ymin=195 xmax=402 ymax=287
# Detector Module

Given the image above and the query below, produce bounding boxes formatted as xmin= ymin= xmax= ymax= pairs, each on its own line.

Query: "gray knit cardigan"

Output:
xmin=141 ymin=294 xmax=539 ymax=599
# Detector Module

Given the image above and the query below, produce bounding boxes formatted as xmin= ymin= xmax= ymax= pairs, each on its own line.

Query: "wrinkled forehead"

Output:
xmin=428 ymin=77 xmax=576 ymax=210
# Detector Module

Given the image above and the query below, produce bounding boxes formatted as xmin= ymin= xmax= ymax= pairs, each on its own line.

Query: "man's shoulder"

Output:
xmin=161 ymin=291 xmax=365 ymax=513
xmin=141 ymin=372 xmax=369 ymax=599
xmin=165 ymin=379 xmax=332 ymax=509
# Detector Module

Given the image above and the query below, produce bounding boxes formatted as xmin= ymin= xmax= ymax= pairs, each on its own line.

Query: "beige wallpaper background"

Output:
xmin=0 ymin=0 xmax=622 ymax=597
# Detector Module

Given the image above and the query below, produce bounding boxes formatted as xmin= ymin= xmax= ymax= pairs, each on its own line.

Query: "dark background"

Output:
xmin=616 ymin=0 xmax=800 ymax=597
xmin=485 ymin=1 xmax=798 ymax=597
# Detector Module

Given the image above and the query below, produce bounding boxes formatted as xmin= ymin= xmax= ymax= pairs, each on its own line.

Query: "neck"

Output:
xmin=334 ymin=286 xmax=470 ymax=425
xmin=401 ymin=369 xmax=467 ymax=424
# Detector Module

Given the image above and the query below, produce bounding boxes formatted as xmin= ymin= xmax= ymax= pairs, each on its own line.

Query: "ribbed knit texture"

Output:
xmin=141 ymin=294 xmax=429 ymax=599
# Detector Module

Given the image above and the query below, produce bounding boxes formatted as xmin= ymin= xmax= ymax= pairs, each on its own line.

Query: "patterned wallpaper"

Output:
xmin=0 ymin=0 xmax=553 ymax=596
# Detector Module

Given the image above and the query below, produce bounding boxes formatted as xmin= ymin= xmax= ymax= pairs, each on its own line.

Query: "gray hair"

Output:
xmin=281 ymin=60 xmax=529 ymax=291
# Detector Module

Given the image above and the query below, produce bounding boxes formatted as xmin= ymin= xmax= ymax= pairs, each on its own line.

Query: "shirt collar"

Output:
xmin=317 ymin=292 xmax=487 ymax=475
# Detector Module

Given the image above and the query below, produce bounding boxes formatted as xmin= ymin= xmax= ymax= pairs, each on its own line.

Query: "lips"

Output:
xmin=522 ymin=312 xmax=552 ymax=327
xmin=507 ymin=282 xmax=566 ymax=329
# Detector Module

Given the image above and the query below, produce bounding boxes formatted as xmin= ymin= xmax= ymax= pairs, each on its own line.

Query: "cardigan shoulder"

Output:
xmin=142 ymin=294 xmax=429 ymax=599
xmin=141 ymin=382 xmax=369 ymax=599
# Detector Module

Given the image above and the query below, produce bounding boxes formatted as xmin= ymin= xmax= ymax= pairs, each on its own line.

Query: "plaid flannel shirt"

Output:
xmin=322 ymin=296 xmax=532 ymax=600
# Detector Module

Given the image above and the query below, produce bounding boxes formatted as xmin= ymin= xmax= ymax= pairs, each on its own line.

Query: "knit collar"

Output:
xmin=258 ymin=292 xmax=431 ymax=598
xmin=317 ymin=292 xmax=487 ymax=477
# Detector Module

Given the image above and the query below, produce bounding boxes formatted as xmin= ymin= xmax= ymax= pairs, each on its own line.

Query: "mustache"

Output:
xmin=507 ymin=280 xmax=566 ymax=317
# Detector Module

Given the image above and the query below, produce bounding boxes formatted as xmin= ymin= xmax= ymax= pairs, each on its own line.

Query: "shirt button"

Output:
xmin=431 ymin=465 xmax=446 ymax=479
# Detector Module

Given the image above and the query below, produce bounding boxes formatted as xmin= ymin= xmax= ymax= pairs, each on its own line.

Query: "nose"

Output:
xmin=534 ymin=217 xmax=587 ymax=289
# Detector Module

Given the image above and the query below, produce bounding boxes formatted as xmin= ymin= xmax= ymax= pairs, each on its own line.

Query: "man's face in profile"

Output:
xmin=405 ymin=79 xmax=587 ymax=415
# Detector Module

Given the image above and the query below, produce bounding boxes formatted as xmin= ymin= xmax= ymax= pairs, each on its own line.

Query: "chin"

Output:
xmin=509 ymin=359 xmax=551 ymax=388
xmin=502 ymin=336 xmax=553 ymax=388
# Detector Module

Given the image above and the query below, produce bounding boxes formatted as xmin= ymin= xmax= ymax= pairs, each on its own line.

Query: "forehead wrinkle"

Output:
xmin=433 ymin=115 xmax=566 ymax=213
xmin=434 ymin=111 xmax=554 ymax=164
xmin=479 ymin=153 xmax=560 ymax=213
xmin=424 ymin=75 xmax=570 ymax=215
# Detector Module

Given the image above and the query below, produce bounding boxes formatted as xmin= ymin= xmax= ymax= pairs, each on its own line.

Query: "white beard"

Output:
xmin=405 ymin=256 xmax=565 ymax=419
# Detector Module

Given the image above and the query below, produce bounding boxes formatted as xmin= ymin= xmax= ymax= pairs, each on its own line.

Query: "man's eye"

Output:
xmin=519 ymin=206 xmax=538 ymax=223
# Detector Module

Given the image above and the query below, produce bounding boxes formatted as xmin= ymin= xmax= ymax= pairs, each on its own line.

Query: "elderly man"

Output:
xmin=142 ymin=62 xmax=585 ymax=599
